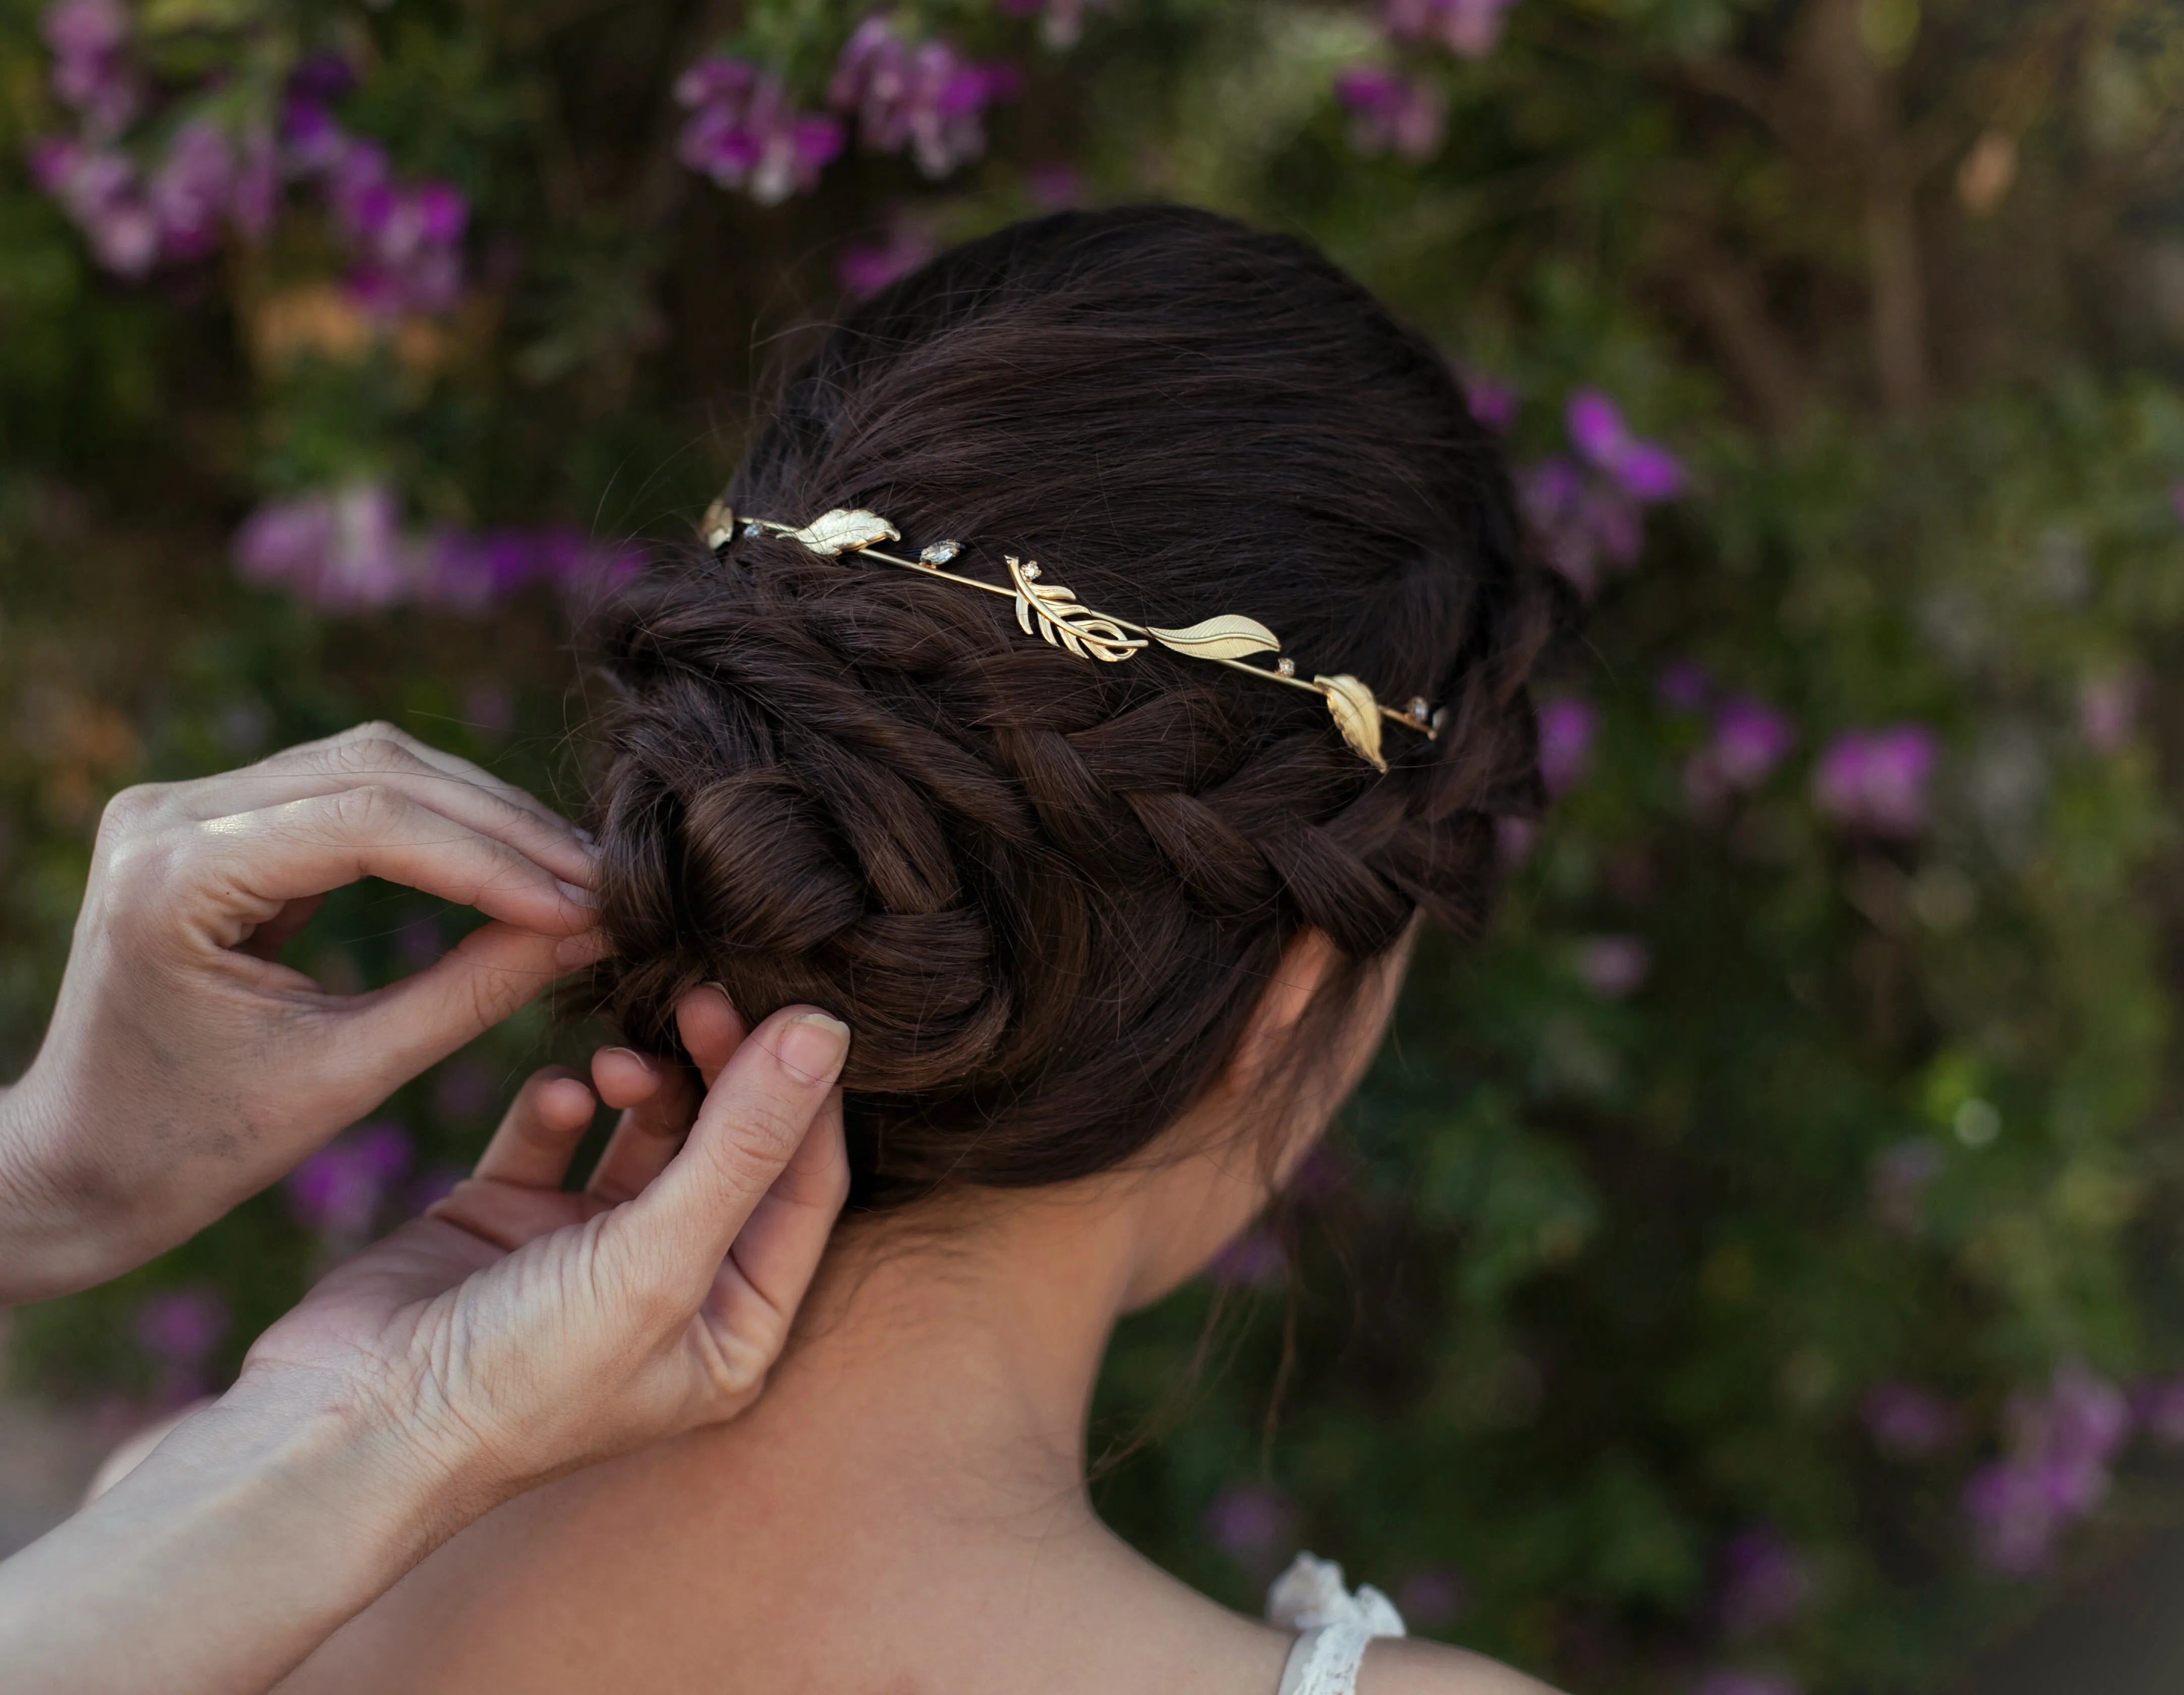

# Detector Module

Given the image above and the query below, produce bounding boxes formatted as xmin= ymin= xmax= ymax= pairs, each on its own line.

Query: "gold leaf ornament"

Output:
xmin=1008 ymin=556 xmax=1147 ymax=663
xmin=788 ymin=508 xmax=902 ymax=556
xmin=1315 ymin=673 xmax=1387 ymax=772
xmin=1145 ymin=614 xmax=1283 ymax=662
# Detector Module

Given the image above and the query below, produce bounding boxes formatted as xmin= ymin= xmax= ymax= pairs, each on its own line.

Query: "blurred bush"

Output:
xmin=6 ymin=2 xmax=2184 ymax=1690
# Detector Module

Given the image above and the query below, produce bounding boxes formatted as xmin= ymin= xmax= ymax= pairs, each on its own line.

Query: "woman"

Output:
xmin=281 ymin=206 xmax=1565 ymax=1695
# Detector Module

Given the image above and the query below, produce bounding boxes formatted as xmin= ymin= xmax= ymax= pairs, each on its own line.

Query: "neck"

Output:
xmin=735 ymin=1181 xmax=1147 ymax=1530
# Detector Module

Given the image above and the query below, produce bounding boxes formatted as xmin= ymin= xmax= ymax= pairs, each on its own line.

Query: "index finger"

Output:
xmin=606 ymin=1006 xmax=850 ymax=1280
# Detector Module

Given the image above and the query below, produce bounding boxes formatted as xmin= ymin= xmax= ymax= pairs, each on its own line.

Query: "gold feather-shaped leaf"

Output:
xmin=788 ymin=508 xmax=901 ymax=556
xmin=1145 ymin=614 xmax=1282 ymax=662
xmin=700 ymin=498 xmax=735 ymax=550
xmin=1315 ymin=674 xmax=1387 ymax=772
xmin=1007 ymin=556 xmax=1146 ymax=664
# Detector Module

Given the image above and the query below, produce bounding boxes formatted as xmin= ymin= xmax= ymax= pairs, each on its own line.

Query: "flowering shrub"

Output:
xmin=7 ymin=3 xmax=2184 ymax=1693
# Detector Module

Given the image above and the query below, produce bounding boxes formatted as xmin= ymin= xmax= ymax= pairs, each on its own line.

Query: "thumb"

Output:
xmin=321 ymin=922 xmax=601 ymax=1095
xmin=607 ymin=1006 xmax=850 ymax=1291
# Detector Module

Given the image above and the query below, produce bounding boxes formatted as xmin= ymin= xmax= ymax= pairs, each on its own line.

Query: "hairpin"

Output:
xmin=701 ymin=501 xmax=1439 ymax=772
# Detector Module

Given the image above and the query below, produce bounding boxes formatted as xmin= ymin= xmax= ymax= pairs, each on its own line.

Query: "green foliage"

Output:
xmin=6 ymin=2 xmax=2184 ymax=1689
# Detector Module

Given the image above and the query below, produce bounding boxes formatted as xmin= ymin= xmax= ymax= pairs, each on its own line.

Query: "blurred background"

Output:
xmin=5 ymin=2 xmax=2184 ymax=1690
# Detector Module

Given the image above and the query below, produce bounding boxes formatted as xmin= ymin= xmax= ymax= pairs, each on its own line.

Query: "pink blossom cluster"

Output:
xmin=996 ymin=0 xmax=1117 ymax=49
xmin=1521 ymin=390 xmax=1686 ymax=594
xmin=32 ymin=0 xmax=276 ymax=276
xmin=1663 ymin=670 xmax=1798 ymax=812
xmin=674 ymin=59 xmax=845 ymax=205
xmin=32 ymin=12 xmax=469 ymax=313
xmin=1333 ymin=66 xmax=1446 ymax=161
xmin=838 ymin=217 xmax=940 ymax=299
xmin=1811 ymin=725 xmax=1938 ymax=836
xmin=1714 ymin=1527 xmax=1814 ymax=1639
xmin=286 ymin=1120 xmax=415 ymax=1237
xmin=1382 ymin=0 xmax=1522 ymax=60
xmin=830 ymin=18 xmax=1021 ymax=180
xmin=284 ymin=87 xmax=469 ymax=315
xmin=1537 ymin=697 xmax=1596 ymax=797
xmin=1963 ymin=1361 xmax=2131 ymax=1573
xmin=1861 ymin=1381 xmax=1963 ymax=1459
xmin=235 ymin=481 xmax=640 ymax=614
xmin=1575 ymin=935 xmax=1649 ymax=999
xmin=1201 ymin=1482 xmax=1299 ymax=1570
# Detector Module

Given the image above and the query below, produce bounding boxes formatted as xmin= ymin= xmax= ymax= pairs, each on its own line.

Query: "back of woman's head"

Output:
xmin=590 ymin=205 xmax=1557 ymax=1206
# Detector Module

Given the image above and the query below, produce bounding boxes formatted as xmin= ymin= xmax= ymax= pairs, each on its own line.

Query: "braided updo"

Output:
xmin=589 ymin=206 xmax=1559 ymax=1206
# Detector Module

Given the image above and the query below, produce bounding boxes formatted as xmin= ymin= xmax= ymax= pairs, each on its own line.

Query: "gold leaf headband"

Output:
xmin=703 ymin=501 xmax=1441 ymax=772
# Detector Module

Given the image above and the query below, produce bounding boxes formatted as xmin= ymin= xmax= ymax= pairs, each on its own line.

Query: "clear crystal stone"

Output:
xmin=1276 ymin=658 xmax=1295 ymax=678
xmin=919 ymin=540 xmax=961 ymax=566
xmin=740 ymin=519 xmax=764 ymax=538
xmin=1021 ymin=561 xmax=1041 ymax=580
xmin=1408 ymin=697 xmax=1431 ymax=723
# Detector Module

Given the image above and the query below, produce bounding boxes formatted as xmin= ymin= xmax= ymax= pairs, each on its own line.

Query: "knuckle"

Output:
xmin=705 ymin=1100 xmax=807 ymax=1193
xmin=101 ymin=828 xmax=183 ymax=906
xmin=328 ymin=733 xmax=408 ymax=777
xmin=325 ymin=780 xmax=399 ymax=834
xmin=95 ymin=782 xmax=166 ymax=841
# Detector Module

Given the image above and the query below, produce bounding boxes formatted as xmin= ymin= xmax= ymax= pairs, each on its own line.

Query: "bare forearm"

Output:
xmin=0 ymin=1071 xmax=129 ymax=1302
xmin=0 ymin=1382 xmax=485 ymax=1694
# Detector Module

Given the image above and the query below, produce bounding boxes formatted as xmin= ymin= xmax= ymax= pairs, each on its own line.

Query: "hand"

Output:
xmin=0 ymin=721 xmax=602 ymax=1302
xmin=0 ymin=991 xmax=849 ymax=1695
xmin=232 ymin=988 xmax=851 ymax=1514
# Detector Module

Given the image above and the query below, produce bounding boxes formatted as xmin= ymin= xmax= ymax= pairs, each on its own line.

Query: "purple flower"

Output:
xmin=286 ymin=1121 xmax=414 ymax=1236
xmin=1202 ymin=1483 xmax=1298 ymax=1566
xmin=1966 ymin=1362 xmax=2132 ymax=1574
xmin=42 ymin=0 xmax=136 ymax=138
xmin=1332 ymin=66 xmax=1445 ymax=161
xmin=1206 ymin=1226 xmax=1287 ymax=1291
xmin=1657 ymin=661 xmax=1712 ymax=714
xmin=2132 ymin=1377 xmax=2184 ymax=1448
xmin=838 ymin=220 xmax=939 ymax=299
xmin=1024 ymin=161 xmax=1086 ymax=209
xmin=1862 ymin=1382 xmax=1962 ymax=1459
xmin=1382 ymin=0 xmax=1522 ymax=59
xmin=1496 ymin=815 xmax=1538 ymax=866
xmin=147 ymin=121 xmax=236 ymax=261
xmin=1716 ymin=1527 xmax=1814 ymax=1638
xmin=287 ymin=51 xmax=359 ymax=106
xmin=1536 ymin=698 xmax=1596 ymax=797
xmin=1869 ymin=1138 xmax=1942 ymax=1234
xmin=33 ymin=137 xmax=159 ymax=274
xmin=829 ymin=21 xmax=1014 ymax=179
xmin=1519 ymin=455 xmax=1643 ymax=594
xmin=1813 ymin=725 xmax=1939 ymax=836
xmin=133 ymin=1287 xmax=230 ymax=1368
xmin=1566 ymin=389 xmax=1686 ymax=502
xmin=676 ymin=57 xmax=844 ymax=204
xmin=1575 ymin=935 xmax=1649 ymax=999
xmin=1686 ymin=695 xmax=1797 ymax=810
xmin=235 ymin=482 xmax=422 ymax=609
xmin=1392 ymin=1567 xmax=1469 ymax=1628
xmin=1462 ymin=375 xmax=1519 ymax=432
xmin=2078 ymin=673 xmax=2140 ymax=753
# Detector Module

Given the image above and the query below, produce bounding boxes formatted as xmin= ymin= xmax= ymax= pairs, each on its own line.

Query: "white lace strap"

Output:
xmin=1266 ymin=1553 xmax=1406 ymax=1695
xmin=1277 ymin=1623 xmax=1378 ymax=1695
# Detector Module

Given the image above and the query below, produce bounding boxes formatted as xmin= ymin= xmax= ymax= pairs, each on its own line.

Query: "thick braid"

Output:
xmin=585 ymin=207 xmax=1568 ymax=1205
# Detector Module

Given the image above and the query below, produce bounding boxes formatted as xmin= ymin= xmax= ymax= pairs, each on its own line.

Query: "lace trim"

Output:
xmin=1267 ymin=1553 xmax=1406 ymax=1695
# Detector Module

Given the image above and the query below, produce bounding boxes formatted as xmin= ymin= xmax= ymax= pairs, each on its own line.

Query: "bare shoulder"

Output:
xmin=1358 ymin=1636 xmax=1569 ymax=1695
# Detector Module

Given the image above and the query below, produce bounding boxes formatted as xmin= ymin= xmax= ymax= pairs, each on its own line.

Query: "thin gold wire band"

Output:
xmin=702 ymin=501 xmax=1441 ymax=772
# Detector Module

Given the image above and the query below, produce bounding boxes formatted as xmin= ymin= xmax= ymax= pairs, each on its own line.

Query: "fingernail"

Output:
xmin=558 ymin=878 xmax=598 ymax=909
xmin=599 ymin=1045 xmax=654 ymax=1075
xmin=572 ymin=826 xmax=597 ymax=849
xmin=777 ymin=1012 xmax=850 ymax=1082
xmin=702 ymin=980 xmax=736 ymax=1015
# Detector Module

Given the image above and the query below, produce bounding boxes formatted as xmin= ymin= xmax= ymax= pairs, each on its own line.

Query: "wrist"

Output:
xmin=204 ymin=1368 xmax=509 ymax=1564
xmin=0 ymin=1070 xmax=126 ymax=1302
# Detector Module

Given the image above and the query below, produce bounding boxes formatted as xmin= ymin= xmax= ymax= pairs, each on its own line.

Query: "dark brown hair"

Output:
xmin=588 ymin=206 xmax=1557 ymax=1206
